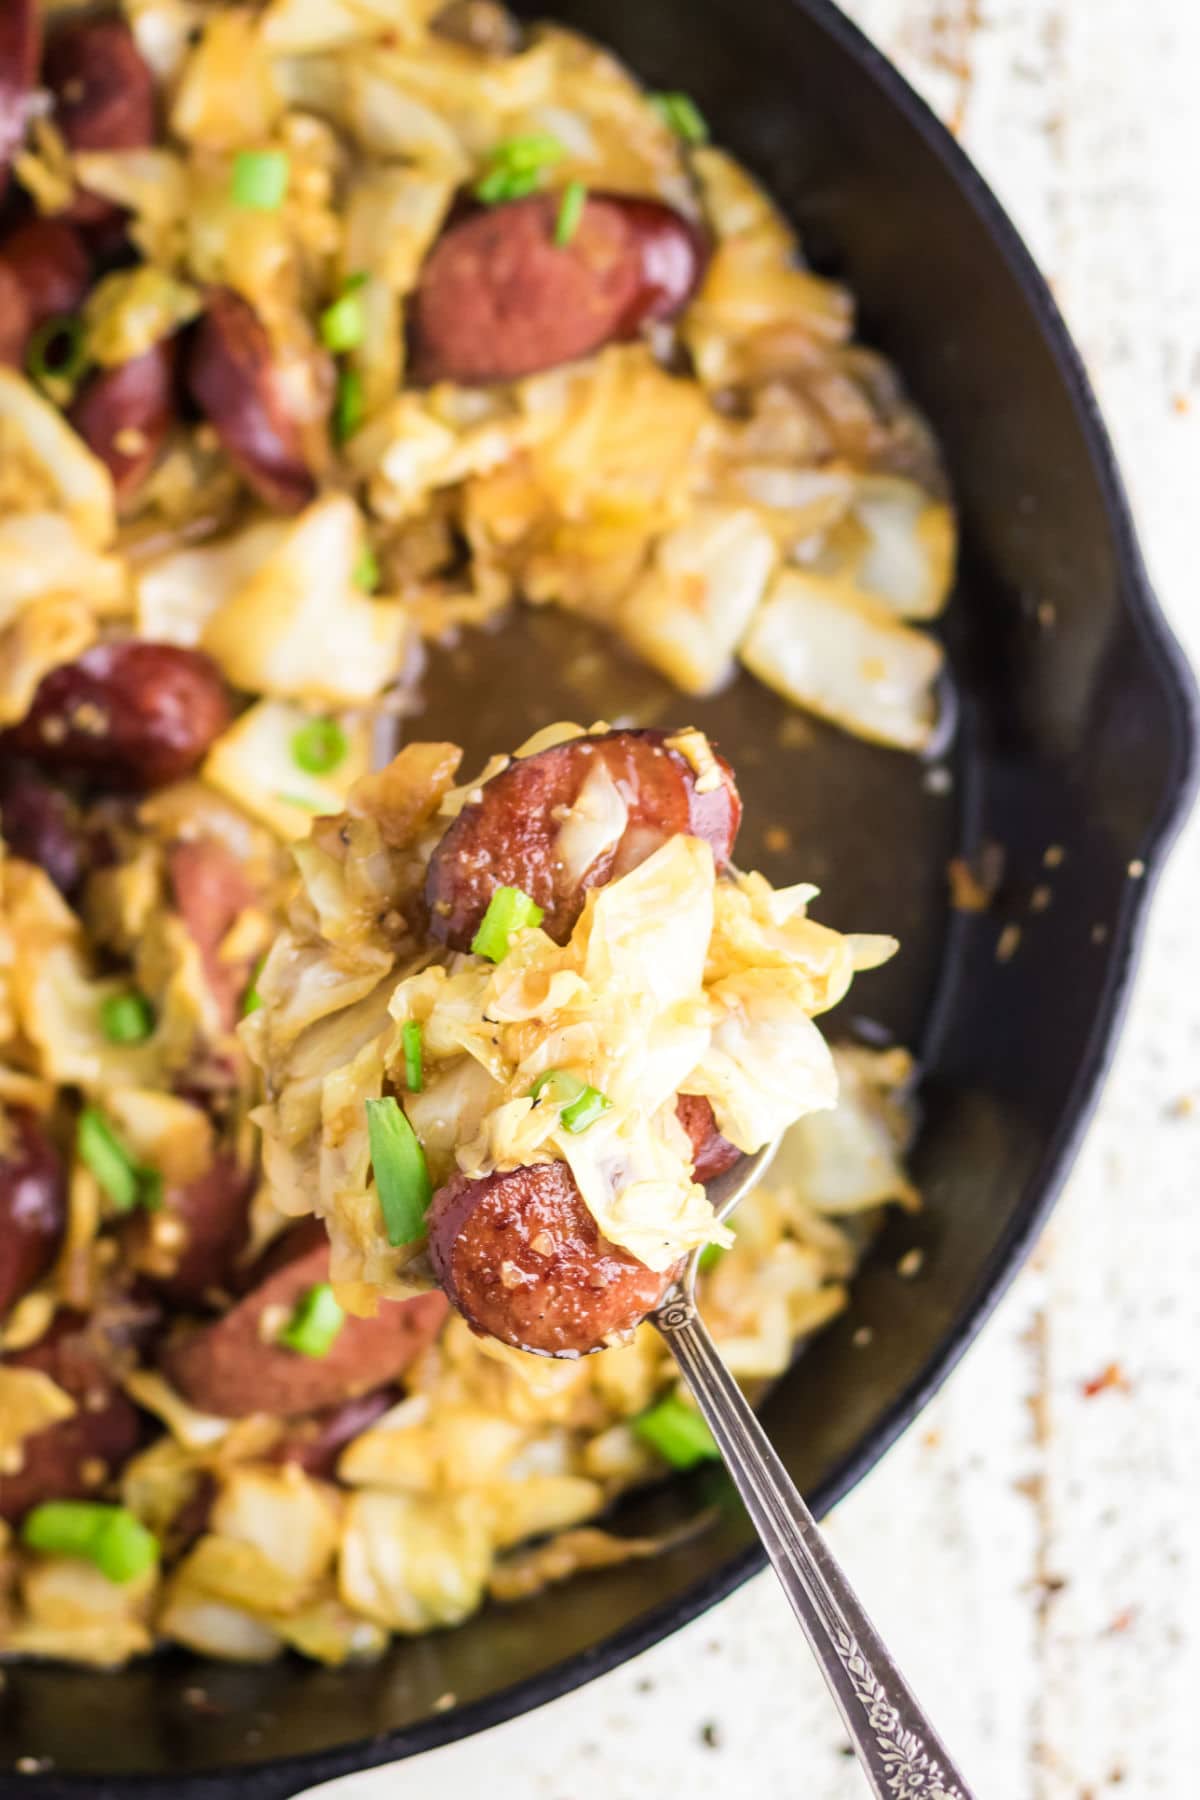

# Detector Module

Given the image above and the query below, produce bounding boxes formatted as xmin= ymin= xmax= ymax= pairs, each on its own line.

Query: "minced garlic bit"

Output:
xmin=897 ymin=1247 xmax=924 ymax=1279
xmin=665 ymin=727 xmax=723 ymax=794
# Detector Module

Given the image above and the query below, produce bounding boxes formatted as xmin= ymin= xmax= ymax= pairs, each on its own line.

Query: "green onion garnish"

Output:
xmin=529 ymin=1069 xmax=611 ymax=1134
xmin=632 ymin=1392 xmax=719 ymax=1468
xmin=333 ymin=365 xmax=364 ymax=442
xmin=698 ymin=1241 xmax=725 ymax=1275
xmin=366 ymin=1096 xmax=432 ymax=1246
xmin=353 ymin=545 xmax=380 ymax=591
xmin=292 ymin=717 xmax=348 ymax=776
xmin=649 ymin=91 xmax=709 ymax=144
xmin=278 ymin=1282 xmax=345 ymax=1358
xmin=26 ymin=313 xmax=88 ymax=386
xmin=230 ymin=149 xmax=290 ymax=210
xmin=22 ymin=1502 xmax=160 ymax=1584
xmin=100 ymin=991 xmax=154 ymax=1045
xmin=242 ymin=954 xmax=266 ymax=1017
xmin=474 ymin=133 xmax=565 ymax=204
xmin=471 ymin=885 xmax=545 ymax=961
xmin=554 ymin=180 xmax=587 ymax=248
xmin=401 ymin=1020 xmax=423 ymax=1093
xmin=77 ymin=1108 xmax=142 ymax=1213
xmin=319 ymin=287 xmax=366 ymax=354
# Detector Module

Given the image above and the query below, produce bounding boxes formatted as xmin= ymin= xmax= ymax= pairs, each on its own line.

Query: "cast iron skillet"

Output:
xmin=3 ymin=0 xmax=1195 ymax=1792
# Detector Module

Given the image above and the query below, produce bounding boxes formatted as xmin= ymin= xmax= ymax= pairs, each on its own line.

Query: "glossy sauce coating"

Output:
xmin=0 ymin=1321 xmax=142 ymax=1524
xmin=44 ymin=16 xmax=156 ymax=228
xmin=0 ymin=1109 xmax=67 ymax=1320
xmin=69 ymin=340 xmax=178 ymax=506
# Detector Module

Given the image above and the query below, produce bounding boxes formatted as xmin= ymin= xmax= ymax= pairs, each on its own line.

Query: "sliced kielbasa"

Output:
xmin=0 ymin=1110 xmax=67 ymax=1321
xmin=126 ymin=1152 xmax=254 ymax=1309
xmin=167 ymin=837 xmax=255 ymax=1031
xmin=0 ymin=1322 xmax=142 ymax=1524
xmin=68 ymin=339 xmax=177 ymax=507
xmin=270 ymin=1388 xmax=398 ymax=1479
xmin=187 ymin=288 xmax=317 ymax=515
xmin=676 ymin=1093 xmax=740 ymax=1184
xmin=44 ymin=16 xmax=156 ymax=229
xmin=0 ymin=0 xmax=40 ymax=201
xmin=409 ymin=192 xmax=706 ymax=385
xmin=159 ymin=1221 xmax=448 ymax=1417
xmin=0 ymin=260 xmax=31 ymax=366
xmin=427 ymin=1160 xmax=677 ymax=1357
xmin=0 ymin=218 xmax=91 ymax=335
xmin=0 ymin=764 xmax=85 ymax=896
xmin=425 ymin=727 xmax=741 ymax=949
xmin=1 ymin=642 xmax=231 ymax=790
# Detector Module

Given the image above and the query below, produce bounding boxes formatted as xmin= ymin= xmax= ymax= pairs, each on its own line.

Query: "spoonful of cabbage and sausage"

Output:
xmin=247 ymin=722 xmax=978 ymax=1798
xmin=246 ymin=721 xmax=893 ymax=1357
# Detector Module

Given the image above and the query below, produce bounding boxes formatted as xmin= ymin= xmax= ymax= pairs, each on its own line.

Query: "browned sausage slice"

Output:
xmin=126 ymin=1152 xmax=254 ymax=1309
xmin=187 ymin=289 xmax=317 ymax=515
xmin=68 ymin=339 xmax=178 ymax=507
xmin=675 ymin=1093 xmax=740 ymax=1185
xmin=409 ymin=192 xmax=705 ymax=385
xmin=2 ymin=642 xmax=232 ymax=790
xmin=0 ymin=1110 xmax=67 ymax=1321
xmin=160 ymin=1222 xmax=448 ymax=1417
xmin=425 ymin=727 xmax=741 ymax=948
xmin=167 ymin=837 xmax=255 ymax=1031
xmin=0 ymin=1324 xmax=142 ymax=1524
xmin=44 ymin=16 xmax=156 ymax=229
xmin=427 ymin=1161 xmax=677 ymax=1357
xmin=0 ymin=764 xmax=84 ymax=897
xmin=0 ymin=0 xmax=40 ymax=201
xmin=0 ymin=218 xmax=91 ymax=334
xmin=0 ymin=260 xmax=31 ymax=367
xmin=269 ymin=1388 xmax=398 ymax=1479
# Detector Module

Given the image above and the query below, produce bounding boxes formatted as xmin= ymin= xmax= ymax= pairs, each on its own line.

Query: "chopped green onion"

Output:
xmin=474 ymin=132 xmax=565 ymax=204
xmin=401 ymin=1020 xmax=423 ymax=1093
xmin=366 ymin=1096 xmax=432 ymax=1246
xmin=26 ymin=313 xmax=87 ymax=386
xmin=333 ymin=365 xmax=364 ymax=442
xmin=529 ymin=1069 xmax=611 ymax=1134
xmin=278 ymin=1282 xmax=345 ymax=1358
xmin=242 ymin=954 xmax=267 ymax=1017
xmin=353 ymin=545 xmax=380 ymax=592
xmin=493 ymin=132 xmax=567 ymax=172
xmin=22 ymin=1502 xmax=159 ymax=1584
xmin=649 ymin=90 xmax=709 ymax=145
xmin=474 ymin=164 xmax=541 ymax=205
xmin=100 ymin=991 xmax=154 ymax=1045
xmin=230 ymin=149 xmax=290 ymax=210
xmin=76 ymin=1108 xmax=140 ymax=1213
xmin=319 ymin=287 xmax=367 ymax=354
xmin=554 ymin=180 xmax=587 ymax=248
xmin=633 ymin=1392 xmax=720 ymax=1469
xmin=698 ymin=1241 xmax=725 ymax=1275
xmin=292 ymin=716 xmax=348 ymax=776
xmin=471 ymin=885 xmax=545 ymax=961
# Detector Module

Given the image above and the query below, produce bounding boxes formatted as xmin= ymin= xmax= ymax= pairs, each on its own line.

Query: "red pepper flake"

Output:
xmin=1081 ymin=1362 xmax=1131 ymax=1399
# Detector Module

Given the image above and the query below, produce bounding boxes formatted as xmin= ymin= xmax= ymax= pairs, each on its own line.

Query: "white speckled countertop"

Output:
xmin=308 ymin=3 xmax=1200 ymax=1793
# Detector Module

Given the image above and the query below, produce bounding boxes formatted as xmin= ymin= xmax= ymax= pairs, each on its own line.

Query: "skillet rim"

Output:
xmin=18 ymin=0 xmax=1196 ymax=1791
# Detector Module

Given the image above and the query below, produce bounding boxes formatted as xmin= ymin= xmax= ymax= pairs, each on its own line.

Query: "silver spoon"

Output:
xmin=650 ymin=1147 xmax=976 ymax=1800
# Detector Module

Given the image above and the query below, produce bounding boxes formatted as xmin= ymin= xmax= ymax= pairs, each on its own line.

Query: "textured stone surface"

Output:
xmin=308 ymin=3 xmax=1200 ymax=1794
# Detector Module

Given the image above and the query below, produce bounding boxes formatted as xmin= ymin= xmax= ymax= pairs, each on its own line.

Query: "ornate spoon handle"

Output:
xmin=652 ymin=1295 xmax=976 ymax=1800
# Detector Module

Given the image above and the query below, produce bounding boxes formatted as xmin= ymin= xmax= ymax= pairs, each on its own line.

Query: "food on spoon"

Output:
xmin=249 ymin=726 xmax=896 ymax=1357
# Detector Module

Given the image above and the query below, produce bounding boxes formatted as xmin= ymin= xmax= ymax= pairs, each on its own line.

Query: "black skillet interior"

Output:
xmin=3 ymin=0 xmax=1194 ymax=1792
